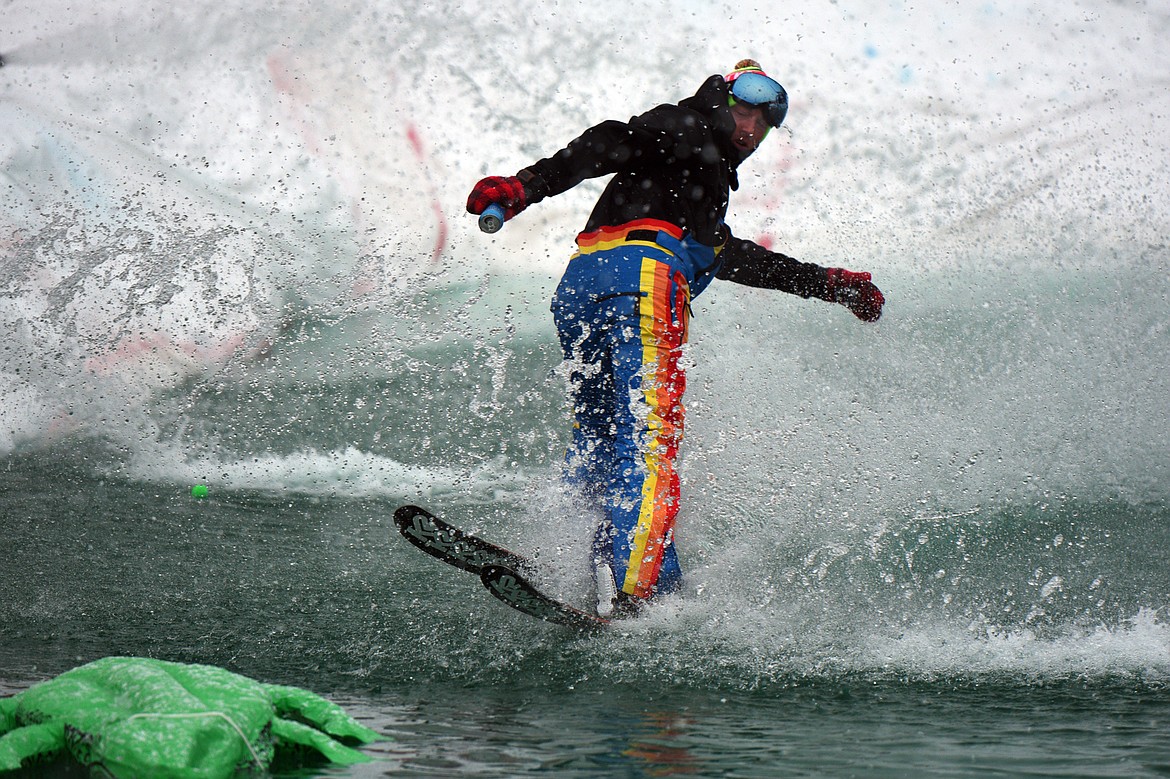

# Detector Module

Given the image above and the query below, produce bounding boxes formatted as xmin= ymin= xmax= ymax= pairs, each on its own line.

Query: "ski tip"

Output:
xmin=393 ymin=505 xmax=533 ymax=577
xmin=393 ymin=504 xmax=429 ymax=528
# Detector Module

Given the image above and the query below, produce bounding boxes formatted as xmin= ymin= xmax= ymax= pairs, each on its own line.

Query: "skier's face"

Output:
xmin=729 ymin=101 xmax=770 ymax=154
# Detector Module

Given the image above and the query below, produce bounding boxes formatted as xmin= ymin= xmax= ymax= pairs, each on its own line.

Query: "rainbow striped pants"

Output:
xmin=552 ymin=220 xmax=691 ymax=600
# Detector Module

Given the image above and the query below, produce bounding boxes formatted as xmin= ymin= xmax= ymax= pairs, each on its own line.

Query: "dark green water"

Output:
xmin=3 ymin=465 xmax=1169 ymax=777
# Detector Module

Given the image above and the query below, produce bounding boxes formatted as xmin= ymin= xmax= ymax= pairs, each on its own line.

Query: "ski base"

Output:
xmin=394 ymin=504 xmax=609 ymax=629
xmin=481 ymin=565 xmax=610 ymax=630
xmin=393 ymin=504 xmax=530 ymax=575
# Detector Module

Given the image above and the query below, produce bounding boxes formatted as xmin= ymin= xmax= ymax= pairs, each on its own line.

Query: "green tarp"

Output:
xmin=0 ymin=657 xmax=381 ymax=777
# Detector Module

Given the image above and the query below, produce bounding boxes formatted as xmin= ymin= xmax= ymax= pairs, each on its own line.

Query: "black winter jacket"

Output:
xmin=520 ymin=75 xmax=831 ymax=301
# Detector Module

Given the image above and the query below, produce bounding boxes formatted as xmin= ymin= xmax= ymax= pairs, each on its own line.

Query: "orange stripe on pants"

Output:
xmin=621 ymin=257 xmax=688 ymax=597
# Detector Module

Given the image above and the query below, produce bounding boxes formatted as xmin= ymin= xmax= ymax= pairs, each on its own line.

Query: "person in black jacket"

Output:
xmin=467 ymin=60 xmax=884 ymax=617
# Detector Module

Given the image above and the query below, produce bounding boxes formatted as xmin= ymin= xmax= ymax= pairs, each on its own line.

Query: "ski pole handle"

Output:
xmin=478 ymin=203 xmax=505 ymax=234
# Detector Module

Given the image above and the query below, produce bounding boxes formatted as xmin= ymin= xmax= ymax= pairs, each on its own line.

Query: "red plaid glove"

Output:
xmin=825 ymin=268 xmax=884 ymax=322
xmin=467 ymin=175 xmax=529 ymax=221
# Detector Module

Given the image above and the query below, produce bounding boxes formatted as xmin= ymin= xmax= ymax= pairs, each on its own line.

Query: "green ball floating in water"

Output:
xmin=191 ymin=484 xmax=209 ymax=499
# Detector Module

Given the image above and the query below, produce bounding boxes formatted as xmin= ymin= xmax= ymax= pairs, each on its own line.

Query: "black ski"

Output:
xmin=481 ymin=565 xmax=610 ymax=630
xmin=393 ymin=504 xmax=530 ymax=575
xmin=394 ymin=504 xmax=609 ymax=629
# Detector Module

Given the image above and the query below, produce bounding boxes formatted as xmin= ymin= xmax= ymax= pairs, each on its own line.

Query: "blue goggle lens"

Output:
xmin=730 ymin=71 xmax=788 ymax=128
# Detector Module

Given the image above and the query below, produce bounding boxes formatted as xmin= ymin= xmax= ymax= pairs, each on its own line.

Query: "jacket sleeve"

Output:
xmin=521 ymin=106 xmax=711 ymax=202
xmin=715 ymin=230 xmax=830 ymax=299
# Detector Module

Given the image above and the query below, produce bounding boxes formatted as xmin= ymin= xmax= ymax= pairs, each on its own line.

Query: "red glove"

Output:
xmin=826 ymin=267 xmax=884 ymax=322
xmin=467 ymin=175 xmax=529 ymax=222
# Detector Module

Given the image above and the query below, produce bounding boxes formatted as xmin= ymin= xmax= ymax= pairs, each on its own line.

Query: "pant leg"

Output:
xmin=553 ymin=247 xmax=690 ymax=602
xmin=606 ymin=257 xmax=690 ymax=599
xmin=562 ymin=333 xmax=617 ymax=504
xmin=554 ymin=284 xmax=617 ymax=504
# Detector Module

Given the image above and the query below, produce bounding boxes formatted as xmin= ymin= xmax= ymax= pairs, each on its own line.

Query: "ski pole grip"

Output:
xmin=478 ymin=203 xmax=505 ymax=234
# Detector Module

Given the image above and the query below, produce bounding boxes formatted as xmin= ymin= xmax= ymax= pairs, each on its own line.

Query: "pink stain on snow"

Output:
xmin=405 ymin=124 xmax=425 ymax=158
xmin=753 ymin=138 xmax=795 ymax=249
xmin=265 ymin=53 xmax=449 ymax=267
xmin=265 ymin=55 xmax=325 ymax=157
xmin=84 ymin=332 xmax=250 ymax=381
xmin=405 ymin=122 xmax=449 ymax=264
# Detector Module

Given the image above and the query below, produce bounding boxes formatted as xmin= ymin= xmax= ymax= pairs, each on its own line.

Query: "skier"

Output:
xmin=467 ymin=60 xmax=884 ymax=617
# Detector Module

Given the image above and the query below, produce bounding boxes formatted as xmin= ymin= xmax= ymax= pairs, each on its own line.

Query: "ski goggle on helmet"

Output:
xmin=725 ymin=60 xmax=788 ymax=128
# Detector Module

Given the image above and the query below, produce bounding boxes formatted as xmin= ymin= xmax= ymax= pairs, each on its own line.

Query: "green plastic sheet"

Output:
xmin=0 ymin=657 xmax=381 ymax=777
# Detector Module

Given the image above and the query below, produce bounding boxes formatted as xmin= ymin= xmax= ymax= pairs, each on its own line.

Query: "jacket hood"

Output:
xmin=678 ymin=75 xmax=734 ymax=134
xmin=678 ymin=74 xmax=749 ymax=174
